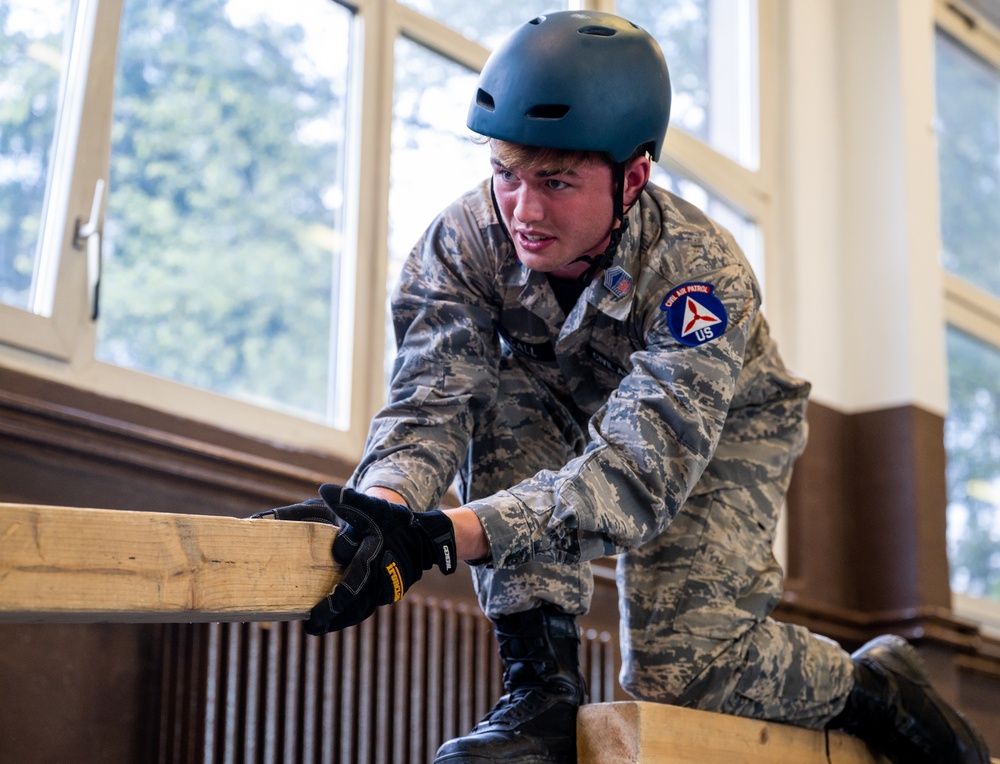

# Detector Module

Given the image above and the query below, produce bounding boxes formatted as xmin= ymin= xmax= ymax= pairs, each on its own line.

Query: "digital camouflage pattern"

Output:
xmin=350 ymin=179 xmax=854 ymax=725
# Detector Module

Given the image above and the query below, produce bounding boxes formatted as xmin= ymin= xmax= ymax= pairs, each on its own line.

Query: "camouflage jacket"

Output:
xmin=351 ymin=180 xmax=810 ymax=568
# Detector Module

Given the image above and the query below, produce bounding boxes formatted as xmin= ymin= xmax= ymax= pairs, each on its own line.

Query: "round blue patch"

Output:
xmin=660 ymin=282 xmax=728 ymax=347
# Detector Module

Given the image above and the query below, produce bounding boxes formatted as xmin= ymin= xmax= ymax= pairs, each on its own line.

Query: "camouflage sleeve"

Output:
xmin=466 ymin=260 xmax=758 ymax=569
xmin=350 ymin=194 xmax=504 ymax=512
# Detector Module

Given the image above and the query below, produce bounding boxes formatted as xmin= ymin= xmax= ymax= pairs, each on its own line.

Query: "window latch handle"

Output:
xmin=73 ymin=179 xmax=106 ymax=320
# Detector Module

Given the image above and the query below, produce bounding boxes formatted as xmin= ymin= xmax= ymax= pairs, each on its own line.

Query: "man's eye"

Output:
xmin=547 ymin=179 xmax=568 ymax=190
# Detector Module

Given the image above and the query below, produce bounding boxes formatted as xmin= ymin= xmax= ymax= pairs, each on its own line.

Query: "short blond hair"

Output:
xmin=488 ymin=139 xmax=609 ymax=173
xmin=488 ymin=138 xmax=649 ymax=174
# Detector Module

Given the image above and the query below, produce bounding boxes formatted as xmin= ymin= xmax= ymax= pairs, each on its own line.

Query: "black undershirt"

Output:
xmin=546 ymin=273 xmax=588 ymax=315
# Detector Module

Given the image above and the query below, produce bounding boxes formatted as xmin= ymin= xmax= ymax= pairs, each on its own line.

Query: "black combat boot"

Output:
xmin=434 ymin=606 xmax=587 ymax=764
xmin=828 ymin=634 xmax=990 ymax=763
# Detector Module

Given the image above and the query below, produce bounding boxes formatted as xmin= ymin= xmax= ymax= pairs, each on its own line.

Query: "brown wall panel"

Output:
xmin=850 ymin=405 xmax=952 ymax=612
xmin=0 ymin=623 xmax=160 ymax=762
xmin=787 ymin=401 xmax=952 ymax=615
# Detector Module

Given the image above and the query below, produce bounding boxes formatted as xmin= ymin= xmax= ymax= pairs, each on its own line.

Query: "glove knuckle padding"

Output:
xmin=267 ymin=483 xmax=457 ymax=635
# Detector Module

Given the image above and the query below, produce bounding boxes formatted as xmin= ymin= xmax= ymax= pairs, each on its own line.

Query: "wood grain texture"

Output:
xmin=577 ymin=702 xmax=892 ymax=764
xmin=0 ymin=503 xmax=338 ymax=622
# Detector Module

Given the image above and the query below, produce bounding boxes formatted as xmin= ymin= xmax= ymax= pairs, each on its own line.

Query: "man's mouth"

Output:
xmin=516 ymin=230 xmax=554 ymax=248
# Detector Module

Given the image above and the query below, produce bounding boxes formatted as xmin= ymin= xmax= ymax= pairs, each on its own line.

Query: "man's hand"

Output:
xmin=254 ymin=484 xmax=457 ymax=634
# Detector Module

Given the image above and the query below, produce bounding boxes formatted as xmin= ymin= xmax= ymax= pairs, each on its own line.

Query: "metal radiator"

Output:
xmin=155 ymin=595 xmax=618 ymax=763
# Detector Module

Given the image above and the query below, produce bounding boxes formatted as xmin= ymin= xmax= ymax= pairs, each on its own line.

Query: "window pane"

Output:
xmin=387 ymin=38 xmax=484 ymax=377
xmin=946 ymin=327 xmax=1000 ymax=600
xmin=651 ymin=164 xmax=763 ymax=286
xmin=0 ymin=0 xmax=71 ymax=312
xmin=397 ymin=1 xmax=566 ymax=49
xmin=619 ymin=0 xmax=759 ymax=169
xmin=936 ymin=32 xmax=1000 ymax=299
xmin=98 ymin=0 xmax=352 ymax=422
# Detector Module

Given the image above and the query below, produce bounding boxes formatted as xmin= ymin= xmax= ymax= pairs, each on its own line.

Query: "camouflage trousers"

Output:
xmin=457 ymin=354 xmax=854 ymax=728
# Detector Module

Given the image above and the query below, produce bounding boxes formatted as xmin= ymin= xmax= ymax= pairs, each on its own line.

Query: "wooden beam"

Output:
xmin=577 ymin=702 xmax=891 ymax=764
xmin=0 ymin=503 xmax=338 ymax=623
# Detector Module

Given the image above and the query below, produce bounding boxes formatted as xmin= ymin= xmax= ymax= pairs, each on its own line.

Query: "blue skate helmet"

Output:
xmin=467 ymin=10 xmax=671 ymax=163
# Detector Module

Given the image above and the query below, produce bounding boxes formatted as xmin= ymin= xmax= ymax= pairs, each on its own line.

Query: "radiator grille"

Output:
xmin=156 ymin=596 xmax=618 ymax=763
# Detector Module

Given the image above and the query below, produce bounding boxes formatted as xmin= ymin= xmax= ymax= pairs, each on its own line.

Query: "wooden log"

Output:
xmin=0 ymin=503 xmax=338 ymax=623
xmin=577 ymin=701 xmax=891 ymax=764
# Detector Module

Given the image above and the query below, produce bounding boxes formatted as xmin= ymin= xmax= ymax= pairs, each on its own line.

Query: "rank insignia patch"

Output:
xmin=660 ymin=282 xmax=728 ymax=346
xmin=603 ymin=266 xmax=633 ymax=299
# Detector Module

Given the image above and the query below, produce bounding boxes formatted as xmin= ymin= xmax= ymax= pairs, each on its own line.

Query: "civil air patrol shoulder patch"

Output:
xmin=660 ymin=282 xmax=728 ymax=347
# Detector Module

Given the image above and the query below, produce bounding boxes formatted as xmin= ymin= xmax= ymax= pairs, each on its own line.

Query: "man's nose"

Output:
xmin=513 ymin=186 xmax=544 ymax=223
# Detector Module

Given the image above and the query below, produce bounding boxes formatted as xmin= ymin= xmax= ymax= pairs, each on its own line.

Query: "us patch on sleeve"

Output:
xmin=660 ymin=282 xmax=728 ymax=347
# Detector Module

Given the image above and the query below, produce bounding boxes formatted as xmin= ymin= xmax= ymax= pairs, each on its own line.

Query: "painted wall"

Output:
xmin=775 ymin=0 xmax=948 ymax=416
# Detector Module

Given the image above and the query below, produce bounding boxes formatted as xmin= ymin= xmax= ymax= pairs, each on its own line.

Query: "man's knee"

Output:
xmin=618 ymin=633 xmax=744 ymax=711
xmin=619 ymin=662 xmax=689 ymax=705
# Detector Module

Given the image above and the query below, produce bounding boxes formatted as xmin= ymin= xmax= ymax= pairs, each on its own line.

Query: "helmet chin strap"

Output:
xmin=573 ymin=161 xmax=628 ymax=286
xmin=490 ymin=176 xmax=512 ymax=242
xmin=573 ymin=224 xmax=625 ymax=286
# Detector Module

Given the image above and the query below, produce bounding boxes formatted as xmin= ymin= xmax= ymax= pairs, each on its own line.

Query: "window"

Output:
xmin=0 ymin=0 xmax=73 ymax=314
xmin=0 ymin=0 xmax=771 ymax=463
xmin=387 ymin=36 xmax=482 ymax=379
xmin=935 ymin=13 xmax=1000 ymax=604
xmin=619 ymin=0 xmax=759 ymax=169
xmin=937 ymin=33 xmax=1000 ymax=300
xmin=945 ymin=328 xmax=1000 ymax=598
xmin=396 ymin=0 xmax=558 ymax=50
xmin=389 ymin=39 xmax=480 ymax=274
xmin=97 ymin=0 xmax=353 ymax=424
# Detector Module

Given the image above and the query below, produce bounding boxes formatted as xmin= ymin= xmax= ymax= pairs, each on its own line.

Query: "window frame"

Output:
xmin=935 ymin=0 xmax=1000 ymax=625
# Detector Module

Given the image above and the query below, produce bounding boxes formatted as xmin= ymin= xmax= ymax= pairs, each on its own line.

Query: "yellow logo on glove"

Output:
xmin=386 ymin=560 xmax=404 ymax=602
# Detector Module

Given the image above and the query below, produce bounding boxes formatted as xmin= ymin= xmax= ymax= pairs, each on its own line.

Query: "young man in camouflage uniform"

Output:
xmin=263 ymin=10 xmax=990 ymax=764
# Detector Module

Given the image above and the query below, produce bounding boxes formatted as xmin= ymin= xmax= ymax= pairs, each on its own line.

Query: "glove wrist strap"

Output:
xmin=416 ymin=510 xmax=458 ymax=575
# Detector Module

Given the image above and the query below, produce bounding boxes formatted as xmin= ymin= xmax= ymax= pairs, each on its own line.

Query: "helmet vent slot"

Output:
xmin=578 ymin=25 xmax=616 ymax=37
xmin=525 ymin=104 xmax=570 ymax=121
xmin=476 ymin=89 xmax=496 ymax=112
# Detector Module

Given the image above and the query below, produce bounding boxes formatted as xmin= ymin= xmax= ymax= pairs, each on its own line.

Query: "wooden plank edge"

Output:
xmin=0 ymin=503 xmax=339 ymax=623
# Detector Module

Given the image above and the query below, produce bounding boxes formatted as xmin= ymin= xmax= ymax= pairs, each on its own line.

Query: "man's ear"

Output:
xmin=622 ymin=155 xmax=652 ymax=208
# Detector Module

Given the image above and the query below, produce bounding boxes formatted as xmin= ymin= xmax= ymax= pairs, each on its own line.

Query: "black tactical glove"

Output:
xmin=255 ymin=484 xmax=458 ymax=635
